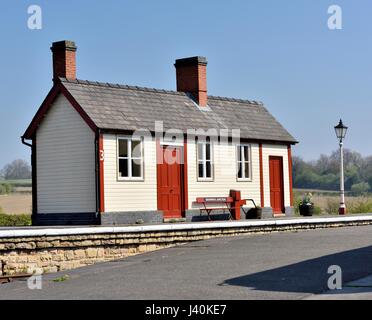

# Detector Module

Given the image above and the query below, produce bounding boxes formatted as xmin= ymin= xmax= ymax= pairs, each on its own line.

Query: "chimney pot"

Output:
xmin=51 ymin=40 xmax=77 ymax=81
xmin=174 ymin=56 xmax=208 ymax=107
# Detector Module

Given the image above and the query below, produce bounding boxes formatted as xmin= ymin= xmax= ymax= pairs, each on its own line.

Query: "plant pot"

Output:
xmin=246 ymin=207 xmax=263 ymax=219
xmin=299 ymin=204 xmax=314 ymax=216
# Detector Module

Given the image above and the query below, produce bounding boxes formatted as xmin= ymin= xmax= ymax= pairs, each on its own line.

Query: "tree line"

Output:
xmin=293 ymin=149 xmax=372 ymax=194
xmin=0 ymin=159 xmax=31 ymax=180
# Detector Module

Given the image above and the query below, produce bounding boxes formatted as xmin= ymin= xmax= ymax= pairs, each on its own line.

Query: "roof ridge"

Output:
xmin=59 ymin=77 xmax=184 ymax=96
xmin=208 ymin=95 xmax=263 ymax=105
xmin=59 ymin=77 xmax=263 ymax=105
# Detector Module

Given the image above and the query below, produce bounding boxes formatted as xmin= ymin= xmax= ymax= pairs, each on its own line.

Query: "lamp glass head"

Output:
xmin=334 ymin=119 xmax=348 ymax=141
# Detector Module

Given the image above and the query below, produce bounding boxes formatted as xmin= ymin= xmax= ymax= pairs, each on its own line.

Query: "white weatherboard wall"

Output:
xmin=36 ymin=95 xmax=96 ymax=214
xmin=187 ymin=141 xmax=261 ymax=209
xmin=262 ymin=144 xmax=290 ymax=208
xmin=102 ymin=138 xmax=291 ymax=213
xmin=103 ymin=135 xmax=157 ymax=212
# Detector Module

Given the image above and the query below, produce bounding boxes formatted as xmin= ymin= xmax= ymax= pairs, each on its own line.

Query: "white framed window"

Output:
xmin=197 ymin=140 xmax=213 ymax=181
xmin=117 ymin=136 xmax=144 ymax=180
xmin=237 ymin=144 xmax=251 ymax=181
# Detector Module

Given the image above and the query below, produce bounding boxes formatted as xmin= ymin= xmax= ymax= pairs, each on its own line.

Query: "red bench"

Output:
xmin=195 ymin=190 xmax=256 ymax=221
xmin=195 ymin=197 xmax=236 ymax=221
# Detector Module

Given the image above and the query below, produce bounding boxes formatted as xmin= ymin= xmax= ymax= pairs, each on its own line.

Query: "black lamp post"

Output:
xmin=334 ymin=119 xmax=348 ymax=215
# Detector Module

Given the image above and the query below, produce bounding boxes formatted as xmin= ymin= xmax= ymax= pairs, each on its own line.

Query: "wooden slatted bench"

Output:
xmin=195 ymin=197 xmax=236 ymax=221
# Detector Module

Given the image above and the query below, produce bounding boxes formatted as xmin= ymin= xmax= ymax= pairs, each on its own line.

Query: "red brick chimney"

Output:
xmin=50 ymin=40 xmax=77 ymax=81
xmin=174 ymin=56 xmax=208 ymax=107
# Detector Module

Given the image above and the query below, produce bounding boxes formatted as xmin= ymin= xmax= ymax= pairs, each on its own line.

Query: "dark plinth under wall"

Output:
xmin=32 ymin=212 xmax=100 ymax=226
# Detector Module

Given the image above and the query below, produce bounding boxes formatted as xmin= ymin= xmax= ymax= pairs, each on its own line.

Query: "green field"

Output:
xmin=0 ymin=179 xmax=32 ymax=187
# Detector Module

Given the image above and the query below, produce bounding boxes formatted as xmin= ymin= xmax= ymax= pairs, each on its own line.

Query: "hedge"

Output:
xmin=0 ymin=213 xmax=32 ymax=226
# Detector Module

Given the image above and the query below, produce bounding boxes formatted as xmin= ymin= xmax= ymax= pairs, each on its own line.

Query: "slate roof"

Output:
xmin=59 ymin=78 xmax=297 ymax=143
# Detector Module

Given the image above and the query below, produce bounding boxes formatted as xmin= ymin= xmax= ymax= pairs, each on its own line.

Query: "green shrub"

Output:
xmin=0 ymin=183 xmax=14 ymax=194
xmin=0 ymin=213 xmax=32 ymax=226
xmin=293 ymin=197 xmax=301 ymax=215
xmin=293 ymin=196 xmax=322 ymax=215
xmin=4 ymin=183 xmax=13 ymax=194
xmin=351 ymin=182 xmax=371 ymax=196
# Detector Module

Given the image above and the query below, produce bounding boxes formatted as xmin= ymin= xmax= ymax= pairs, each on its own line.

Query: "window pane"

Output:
xmin=131 ymin=160 xmax=142 ymax=178
xmin=119 ymin=159 xmax=128 ymax=177
xmin=206 ymin=143 xmax=211 ymax=161
xmin=237 ymin=146 xmax=242 ymax=161
xmin=198 ymin=162 xmax=204 ymax=178
xmin=197 ymin=143 xmax=203 ymax=161
xmin=206 ymin=161 xmax=212 ymax=178
xmin=132 ymin=140 xmax=141 ymax=158
xmin=118 ymin=139 xmax=128 ymax=157
xmin=244 ymin=146 xmax=249 ymax=161
xmin=244 ymin=162 xmax=250 ymax=179
xmin=237 ymin=162 xmax=243 ymax=178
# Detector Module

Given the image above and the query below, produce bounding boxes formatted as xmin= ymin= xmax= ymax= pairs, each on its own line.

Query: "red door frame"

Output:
xmin=269 ymin=156 xmax=285 ymax=214
xmin=156 ymin=140 xmax=188 ymax=218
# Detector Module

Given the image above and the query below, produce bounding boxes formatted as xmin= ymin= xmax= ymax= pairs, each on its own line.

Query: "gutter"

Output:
xmin=21 ymin=135 xmax=37 ymax=222
xmin=21 ymin=136 xmax=32 ymax=148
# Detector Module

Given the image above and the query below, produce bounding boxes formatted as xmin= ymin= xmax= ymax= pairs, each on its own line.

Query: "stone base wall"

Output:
xmin=0 ymin=232 xmax=177 ymax=276
xmin=101 ymin=211 xmax=163 ymax=225
xmin=261 ymin=207 xmax=274 ymax=218
xmin=1 ymin=218 xmax=372 ymax=276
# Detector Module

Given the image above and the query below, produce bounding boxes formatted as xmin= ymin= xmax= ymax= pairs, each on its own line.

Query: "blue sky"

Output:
xmin=0 ymin=0 xmax=371 ymax=168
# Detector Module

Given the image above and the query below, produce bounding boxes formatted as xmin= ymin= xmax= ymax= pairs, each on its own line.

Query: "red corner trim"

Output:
xmin=287 ymin=145 xmax=294 ymax=206
xmin=183 ymin=140 xmax=189 ymax=211
xmin=99 ymin=133 xmax=105 ymax=213
xmin=156 ymin=139 xmax=162 ymax=211
xmin=259 ymin=143 xmax=265 ymax=207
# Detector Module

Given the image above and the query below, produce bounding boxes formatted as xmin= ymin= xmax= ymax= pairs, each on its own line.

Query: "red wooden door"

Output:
xmin=269 ymin=156 xmax=284 ymax=214
xmin=157 ymin=146 xmax=183 ymax=218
